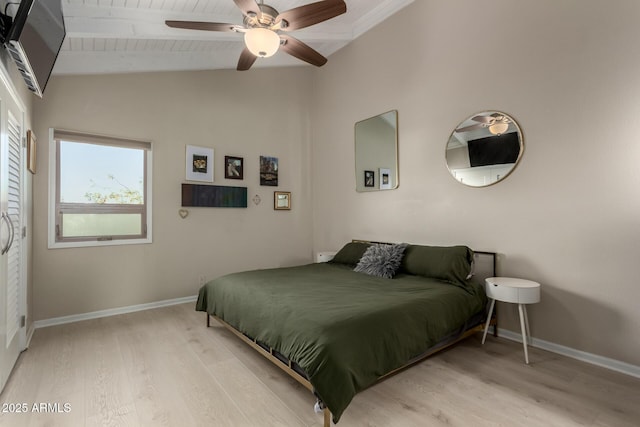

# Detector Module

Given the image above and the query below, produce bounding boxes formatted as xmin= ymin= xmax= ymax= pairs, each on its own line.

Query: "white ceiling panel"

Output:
xmin=53 ymin=0 xmax=413 ymax=74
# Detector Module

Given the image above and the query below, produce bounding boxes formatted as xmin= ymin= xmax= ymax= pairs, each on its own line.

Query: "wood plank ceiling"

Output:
xmin=55 ymin=0 xmax=414 ymax=74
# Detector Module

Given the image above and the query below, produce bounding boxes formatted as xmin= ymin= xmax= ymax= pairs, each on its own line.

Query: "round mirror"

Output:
xmin=445 ymin=111 xmax=523 ymax=187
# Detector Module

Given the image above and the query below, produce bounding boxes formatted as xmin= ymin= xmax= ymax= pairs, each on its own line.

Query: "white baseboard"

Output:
xmin=25 ymin=324 xmax=35 ymax=348
xmin=34 ymin=295 xmax=198 ymax=329
xmin=496 ymin=327 xmax=640 ymax=379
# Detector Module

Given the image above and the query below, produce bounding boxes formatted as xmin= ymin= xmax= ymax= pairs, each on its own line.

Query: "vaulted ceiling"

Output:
xmin=56 ymin=0 xmax=414 ymax=75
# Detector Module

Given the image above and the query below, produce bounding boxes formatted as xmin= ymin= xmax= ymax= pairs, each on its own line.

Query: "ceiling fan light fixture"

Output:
xmin=244 ymin=28 xmax=281 ymax=58
xmin=489 ymin=122 xmax=509 ymax=135
xmin=166 ymin=0 xmax=347 ymax=70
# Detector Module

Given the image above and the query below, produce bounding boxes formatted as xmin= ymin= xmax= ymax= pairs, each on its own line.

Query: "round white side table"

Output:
xmin=482 ymin=277 xmax=541 ymax=364
xmin=315 ymin=251 xmax=337 ymax=263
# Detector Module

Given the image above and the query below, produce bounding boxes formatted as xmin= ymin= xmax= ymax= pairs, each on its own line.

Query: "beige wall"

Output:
xmin=311 ymin=0 xmax=640 ymax=366
xmin=32 ymin=68 xmax=314 ymax=320
xmin=30 ymin=0 xmax=640 ymax=368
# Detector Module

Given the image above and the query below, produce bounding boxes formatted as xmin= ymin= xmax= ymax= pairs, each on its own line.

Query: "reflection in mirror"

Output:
xmin=355 ymin=110 xmax=398 ymax=192
xmin=445 ymin=111 xmax=523 ymax=187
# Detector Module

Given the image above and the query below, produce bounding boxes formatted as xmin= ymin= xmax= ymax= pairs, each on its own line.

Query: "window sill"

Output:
xmin=47 ymin=236 xmax=152 ymax=249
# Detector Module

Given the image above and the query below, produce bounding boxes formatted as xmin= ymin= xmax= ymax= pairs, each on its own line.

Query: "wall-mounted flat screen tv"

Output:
xmin=4 ymin=0 xmax=66 ymax=98
xmin=467 ymin=132 xmax=520 ymax=168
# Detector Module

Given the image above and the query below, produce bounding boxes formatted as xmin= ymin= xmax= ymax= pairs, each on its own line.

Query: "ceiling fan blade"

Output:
xmin=275 ymin=0 xmax=347 ymax=31
xmin=280 ymin=35 xmax=327 ymax=67
xmin=233 ymin=0 xmax=261 ymax=17
xmin=237 ymin=47 xmax=258 ymax=71
xmin=455 ymin=123 xmax=485 ymax=133
xmin=471 ymin=115 xmax=493 ymax=124
xmin=165 ymin=20 xmax=238 ymax=32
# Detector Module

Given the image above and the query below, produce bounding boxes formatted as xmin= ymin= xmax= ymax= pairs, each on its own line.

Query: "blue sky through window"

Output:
xmin=59 ymin=141 xmax=144 ymax=204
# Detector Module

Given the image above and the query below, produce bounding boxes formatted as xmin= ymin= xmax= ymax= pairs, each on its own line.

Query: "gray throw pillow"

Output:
xmin=354 ymin=243 xmax=408 ymax=279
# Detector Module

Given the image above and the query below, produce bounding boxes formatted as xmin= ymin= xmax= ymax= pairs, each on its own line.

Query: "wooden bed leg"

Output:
xmin=206 ymin=314 xmax=210 ymax=328
xmin=323 ymin=408 xmax=331 ymax=427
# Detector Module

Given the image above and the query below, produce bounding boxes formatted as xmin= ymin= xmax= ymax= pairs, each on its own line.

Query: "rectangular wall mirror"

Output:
xmin=355 ymin=110 xmax=399 ymax=192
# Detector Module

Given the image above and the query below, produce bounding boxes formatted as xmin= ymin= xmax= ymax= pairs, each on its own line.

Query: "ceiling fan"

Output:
xmin=455 ymin=113 xmax=512 ymax=136
xmin=165 ymin=0 xmax=347 ymax=71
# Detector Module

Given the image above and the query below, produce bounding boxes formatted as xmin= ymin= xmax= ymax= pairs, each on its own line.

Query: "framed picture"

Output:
xmin=379 ymin=168 xmax=391 ymax=190
xmin=186 ymin=145 xmax=214 ymax=182
xmin=182 ymin=184 xmax=247 ymax=208
xmin=274 ymin=191 xmax=291 ymax=210
xmin=27 ymin=130 xmax=36 ymax=174
xmin=364 ymin=170 xmax=374 ymax=187
xmin=260 ymin=156 xmax=278 ymax=186
xmin=225 ymin=156 xmax=244 ymax=180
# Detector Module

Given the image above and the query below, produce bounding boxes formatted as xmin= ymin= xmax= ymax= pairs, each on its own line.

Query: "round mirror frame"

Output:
xmin=445 ymin=110 xmax=524 ymax=187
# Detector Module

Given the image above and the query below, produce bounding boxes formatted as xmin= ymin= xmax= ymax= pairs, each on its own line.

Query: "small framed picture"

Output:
xmin=274 ymin=191 xmax=291 ymax=210
xmin=260 ymin=155 xmax=278 ymax=186
xmin=27 ymin=130 xmax=36 ymax=174
xmin=225 ymin=156 xmax=243 ymax=180
xmin=379 ymin=168 xmax=391 ymax=190
xmin=186 ymin=145 xmax=214 ymax=182
xmin=364 ymin=170 xmax=374 ymax=187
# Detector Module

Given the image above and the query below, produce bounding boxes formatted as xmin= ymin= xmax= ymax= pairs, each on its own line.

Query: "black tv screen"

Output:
xmin=467 ymin=132 xmax=520 ymax=167
xmin=5 ymin=0 xmax=66 ymax=97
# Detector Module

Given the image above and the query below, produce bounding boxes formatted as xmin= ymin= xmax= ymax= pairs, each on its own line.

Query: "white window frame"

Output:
xmin=48 ymin=128 xmax=153 ymax=249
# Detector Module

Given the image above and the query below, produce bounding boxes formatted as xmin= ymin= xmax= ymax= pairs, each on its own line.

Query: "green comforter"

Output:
xmin=196 ymin=262 xmax=486 ymax=423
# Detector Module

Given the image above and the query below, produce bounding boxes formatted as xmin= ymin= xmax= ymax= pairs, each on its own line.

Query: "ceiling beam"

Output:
xmin=53 ymin=49 xmax=312 ymax=74
xmin=63 ymin=4 xmax=353 ymax=42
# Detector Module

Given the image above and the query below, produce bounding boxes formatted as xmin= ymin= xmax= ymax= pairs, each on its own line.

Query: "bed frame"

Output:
xmin=204 ymin=249 xmax=497 ymax=426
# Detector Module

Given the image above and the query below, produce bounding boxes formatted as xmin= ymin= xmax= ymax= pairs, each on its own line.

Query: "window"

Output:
xmin=49 ymin=129 xmax=152 ymax=248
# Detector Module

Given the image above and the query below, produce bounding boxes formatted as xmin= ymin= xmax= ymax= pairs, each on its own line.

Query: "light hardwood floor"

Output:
xmin=0 ymin=303 xmax=639 ymax=426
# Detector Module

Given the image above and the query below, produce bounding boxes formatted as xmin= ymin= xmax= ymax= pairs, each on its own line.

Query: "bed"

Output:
xmin=196 ymin=242 xmax=496 ymax=425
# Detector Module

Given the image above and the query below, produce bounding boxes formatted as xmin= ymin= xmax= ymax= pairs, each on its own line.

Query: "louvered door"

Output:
xmin=0 ymin=73 xmax=25 ymax=393
xmin=5 ymin=111 xmax=21 ymax=346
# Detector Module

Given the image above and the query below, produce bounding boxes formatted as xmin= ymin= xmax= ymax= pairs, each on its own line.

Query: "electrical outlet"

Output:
xmin=198 ymin=275 xmax=206 ymax=286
